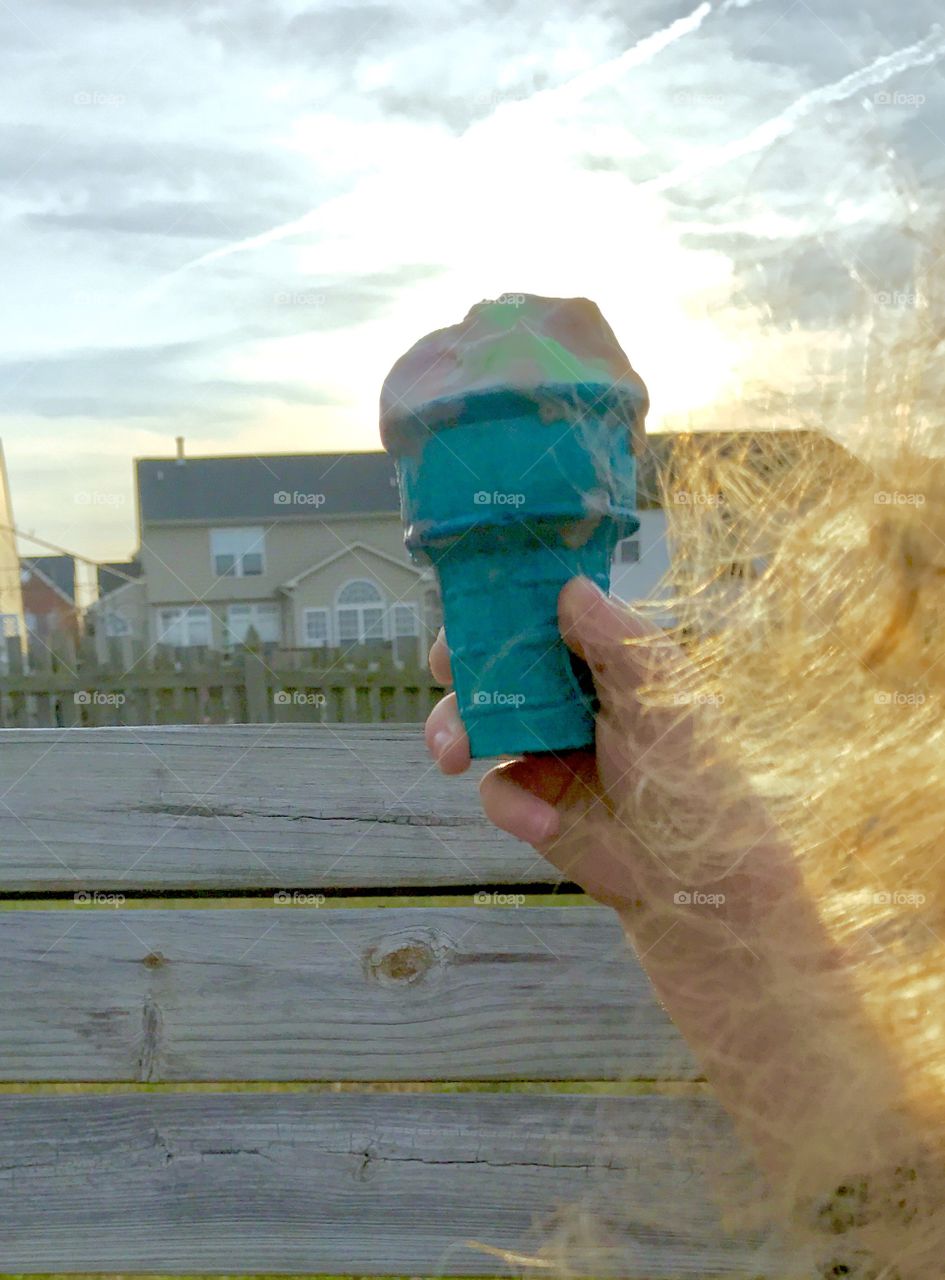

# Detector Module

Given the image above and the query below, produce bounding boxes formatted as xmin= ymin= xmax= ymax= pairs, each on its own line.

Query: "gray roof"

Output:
xmin=20 ymin=555 xmax=76 ymax=601
xmin=136 ymin=452 xmax=400 ymax=524
xmin=98 ymin=557 xmax=142 ymax=598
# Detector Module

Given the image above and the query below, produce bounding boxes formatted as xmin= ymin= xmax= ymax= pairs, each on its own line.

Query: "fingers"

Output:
xmin=479 ymin=761 xmax=563 ymax=847
xmin=428 ymin=627 xmax=452 ymax=686
xmin=424 ymin=691 xmax=470 ymax=774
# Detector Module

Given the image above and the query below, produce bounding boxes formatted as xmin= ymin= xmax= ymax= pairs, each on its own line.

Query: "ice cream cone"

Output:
xmin=387 ymin=381 xmax=641 ymax=757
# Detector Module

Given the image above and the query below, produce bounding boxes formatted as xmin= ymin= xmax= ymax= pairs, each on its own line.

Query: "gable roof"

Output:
xmin=97 ymin=557 xmax=142 ymax=598
xmin=20 ymin=555 xmax=76 ymax=603
xmin=280 ymin=540 xmax=427 ymax=591
xmin=136 ymin=451 xmax=400 ymax=525
xmin=88 ymin=574 xmax=145 ymax=611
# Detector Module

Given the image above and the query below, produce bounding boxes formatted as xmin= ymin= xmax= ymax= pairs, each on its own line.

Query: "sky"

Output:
xmin=1 ymin=0 xmax=944 ymax=566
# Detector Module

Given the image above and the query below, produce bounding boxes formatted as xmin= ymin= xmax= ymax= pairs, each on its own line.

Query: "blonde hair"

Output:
xmin=482 ymin=239 xmax=945 ymax=1277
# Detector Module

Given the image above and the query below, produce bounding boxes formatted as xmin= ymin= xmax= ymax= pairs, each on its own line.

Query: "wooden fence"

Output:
xmin=0 ymin=725 xmax=783 ymax=1277
xmin=0 ymin=635 xmax=443 ymax=728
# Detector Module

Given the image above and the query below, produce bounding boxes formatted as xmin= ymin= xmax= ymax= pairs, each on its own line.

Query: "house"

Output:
xmin=87 ymin=430 xmax=849 ymax=663
xmin=0 ymin=441 xmax=25 ymax=657
xmin=88 ymin=443 xmax=441 ymax=663
xmin=19 ymin=555 xmax=79 ymax=645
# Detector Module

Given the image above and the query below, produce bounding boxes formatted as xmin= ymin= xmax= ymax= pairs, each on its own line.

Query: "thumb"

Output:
xmin=558 ymin=575 xmax=673 ymax=704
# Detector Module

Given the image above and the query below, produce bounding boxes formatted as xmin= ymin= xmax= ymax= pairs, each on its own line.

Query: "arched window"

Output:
xmin=335 ymin=579 xmax=386 ymax=645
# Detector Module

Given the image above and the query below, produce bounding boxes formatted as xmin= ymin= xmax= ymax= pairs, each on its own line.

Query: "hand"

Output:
xmin=425 ymin=574 xmax=709 ymax=910
xmin=425 ymin=575 xmax=889 ymax=1185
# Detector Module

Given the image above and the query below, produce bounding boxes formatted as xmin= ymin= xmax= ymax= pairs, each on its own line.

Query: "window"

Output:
xmin=0 ymin=613 xmax=20 ymax=639
xmin=303 ymin=607 xmax=330 ymax=647
xmin=335 ymin=579 xmax=387 ymax=646
xmin=391 ymin=603 xmax=420 ymax=664
xmin=105 ymin=609 xmax=132 ymax=638
xmin=226 ymin=602 xmax=281 ymax=645
xmin=210 ymin=527 xmax=266 ymax=577
xmin=617 ymin=538 xmax=640 ymax=564
xmin=157 ymin=606 xmax=211 ymax=647
xmin=24 ymin=611 xmax=38 ymax=635
xmin=391 ymin=604 xmax=420 ymax=637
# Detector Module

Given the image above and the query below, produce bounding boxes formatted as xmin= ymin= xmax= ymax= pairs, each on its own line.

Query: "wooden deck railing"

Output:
xmin=0 ymin=724 xmax=777 ymax=1276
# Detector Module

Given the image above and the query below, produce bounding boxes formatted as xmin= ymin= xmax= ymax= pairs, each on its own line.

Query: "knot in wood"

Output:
xmin=365 ymin=936 xmax=437 ymax=987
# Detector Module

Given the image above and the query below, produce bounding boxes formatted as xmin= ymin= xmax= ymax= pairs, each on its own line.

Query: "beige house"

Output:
xmin=89 ymin=444 xmax=440 ymax=663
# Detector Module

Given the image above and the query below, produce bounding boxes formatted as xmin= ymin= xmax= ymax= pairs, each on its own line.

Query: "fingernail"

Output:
xmin=523 ymin=801 xmax=560 ymax=845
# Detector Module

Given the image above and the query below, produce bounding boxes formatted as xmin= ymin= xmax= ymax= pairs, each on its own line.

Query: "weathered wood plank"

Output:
xmin=0 ymin=1093 xmax=771 ymax=1275
xmin=0 ymin=726 xmax=548 ymax=890
xmin=0 ymin=908 xmax=696 ymax=1081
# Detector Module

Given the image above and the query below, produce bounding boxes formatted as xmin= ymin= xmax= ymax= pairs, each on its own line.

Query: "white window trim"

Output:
xmin=302 ymin=607 xmax=331 ymax=648
xmin=156 ymin=606 xmax=212 ymax=648
xmin=334 ymin=578 xmax=388 ymax=645
xmin=210 ymin=527 xmax=267 ymax=579
xmin=225 ymin=601 xmax=282 ymax=646
xmin=104 ymin=608 xmax=132 ymax=638
xmin=391 ymin=603 xmax=420 ymax=636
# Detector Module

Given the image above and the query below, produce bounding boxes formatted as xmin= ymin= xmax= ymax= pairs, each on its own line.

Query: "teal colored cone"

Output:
xmin=431 ymin=517 xmax=631 ymax=756
xmin=388 ymin=384 xmax=641 ymax=758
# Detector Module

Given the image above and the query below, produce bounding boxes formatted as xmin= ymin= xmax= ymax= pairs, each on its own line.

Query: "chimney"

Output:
xmin=175 ymin=436 xmax=185 ymax=464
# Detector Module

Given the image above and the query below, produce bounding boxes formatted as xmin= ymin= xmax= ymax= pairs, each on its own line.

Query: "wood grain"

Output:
xmin=0 ymin=908 xmax=696 ymax=1082
xmin=0 ymin=726 xmax=541 ymax=891
xmin=0 ymin=1092 xmax=772 ymax=1275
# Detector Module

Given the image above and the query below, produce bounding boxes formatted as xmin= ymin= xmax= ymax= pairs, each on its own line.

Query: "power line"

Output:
xmin=0 ymin=524 xmax=140 ymax=585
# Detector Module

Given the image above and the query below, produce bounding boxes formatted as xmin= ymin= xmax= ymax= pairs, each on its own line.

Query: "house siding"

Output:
xmin=140 ymin=514 xmax=412 ymax=606
xmin=288 ymin=547 xmax=429 ymax=655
